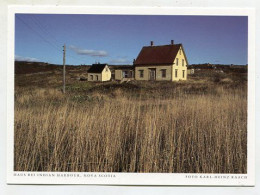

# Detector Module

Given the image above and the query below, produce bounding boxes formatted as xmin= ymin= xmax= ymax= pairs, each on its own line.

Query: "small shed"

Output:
xmin=115 ymin=66 xmax=134 ymax=81
xmin=87 ymin=64 xmax=111 ymax=82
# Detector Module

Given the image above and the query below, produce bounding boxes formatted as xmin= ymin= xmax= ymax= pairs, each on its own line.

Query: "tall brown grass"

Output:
xmin=14 ymin=83 xmax=247 ymax=173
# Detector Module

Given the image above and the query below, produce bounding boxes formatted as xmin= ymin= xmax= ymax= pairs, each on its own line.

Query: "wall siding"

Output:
xmin=115 ymin=70 xmax=122 ymax=80
xmin=101 ymin=66 xmax=111 ymax=81
xmin=87 ymin=73 xmax=101 ymax=81
xmin=135 ymin=65 xmax=172 ymax=81
xmin=172 ymin=46 xmax=187 ymax=81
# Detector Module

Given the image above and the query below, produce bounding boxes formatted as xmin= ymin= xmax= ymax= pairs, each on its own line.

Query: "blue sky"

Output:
xmin=15 ymin=14 xmax=248 ymax=65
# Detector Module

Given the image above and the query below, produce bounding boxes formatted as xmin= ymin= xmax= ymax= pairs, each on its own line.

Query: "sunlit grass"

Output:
xmin=14 ymin=82 xmax=247 ymax=173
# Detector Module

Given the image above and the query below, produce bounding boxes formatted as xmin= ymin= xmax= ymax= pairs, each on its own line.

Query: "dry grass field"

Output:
xmin=14 ymin=63 xmax=247 ymax=173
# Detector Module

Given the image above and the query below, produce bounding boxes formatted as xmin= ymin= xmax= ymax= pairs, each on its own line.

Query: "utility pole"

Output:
xmin=63 ymin=44 xmax=66 ymax=94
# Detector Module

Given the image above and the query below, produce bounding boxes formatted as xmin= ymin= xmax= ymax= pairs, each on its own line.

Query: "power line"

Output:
xmin=16 ymin=15 xmax=86 ymax=64
xmin=16 ymin=15 xmax=62 ymax=52
xmin=29 ymin=15 xmax=87 ymax=63
xmin=30 ymin=15 xmax=62 ymax=47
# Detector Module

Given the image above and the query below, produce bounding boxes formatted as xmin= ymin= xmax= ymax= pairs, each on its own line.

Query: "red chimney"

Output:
xmin=150 ymin=41 xmax=154 ymax=46
xmin=171 ymin=40 xmax=174 ymax=45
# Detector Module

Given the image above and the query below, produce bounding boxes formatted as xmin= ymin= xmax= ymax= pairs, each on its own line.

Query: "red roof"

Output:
xmin=134 ymin=44 xmax=183 ymax=65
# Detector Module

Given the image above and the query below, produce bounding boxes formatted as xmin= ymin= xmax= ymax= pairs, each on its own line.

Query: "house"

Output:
xmin=133 ymin=40 xmax=188 ymax=81
xmin=87 ymin=63 xmax=111 ymax=82
xmin=114 ymin=65 xmax=134 ymax=81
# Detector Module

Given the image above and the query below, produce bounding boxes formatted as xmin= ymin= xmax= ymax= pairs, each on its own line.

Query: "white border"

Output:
xmin=7 ymin=6 xmax=255 ymax=186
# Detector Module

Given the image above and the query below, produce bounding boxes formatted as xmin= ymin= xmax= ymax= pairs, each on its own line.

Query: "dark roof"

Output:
xmin=88 ymin=64 xmax=108 ymax=73
xmin=109 ymin=65 xmax=134 ymax=70
xmin=134 ymin=44 xmax=188 ymax=65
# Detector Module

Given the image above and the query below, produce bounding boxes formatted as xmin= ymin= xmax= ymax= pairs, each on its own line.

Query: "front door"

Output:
xmin=149 ymin=69 xmax=156 ymax=80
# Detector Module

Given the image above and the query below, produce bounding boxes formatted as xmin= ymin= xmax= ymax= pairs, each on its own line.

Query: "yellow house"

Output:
xmin=134 ymin=40 xmax=188 ymax=81
xmin=87 ymin=64 xmax=111 ymax=82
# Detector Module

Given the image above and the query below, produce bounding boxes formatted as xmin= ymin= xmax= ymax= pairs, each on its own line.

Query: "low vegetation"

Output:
xmin=14 ymin=63 xmax=247 ymax=173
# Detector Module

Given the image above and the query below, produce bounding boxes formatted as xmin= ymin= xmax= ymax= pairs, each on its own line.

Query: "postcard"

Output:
xmin=7 ymin=6 xmax=255 ymax=185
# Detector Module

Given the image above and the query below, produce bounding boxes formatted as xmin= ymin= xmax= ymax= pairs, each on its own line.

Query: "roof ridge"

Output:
xmin=143 ymin=44 xmax=181 ymax=48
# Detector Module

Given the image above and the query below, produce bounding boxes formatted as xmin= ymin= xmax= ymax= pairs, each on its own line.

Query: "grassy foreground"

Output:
xmin=14 ymin=69 xmax=247 ymax=173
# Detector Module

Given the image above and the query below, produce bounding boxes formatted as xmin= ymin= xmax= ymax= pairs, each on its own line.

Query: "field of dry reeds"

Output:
xmin=14 ymin=66 xmax=247 ymax=173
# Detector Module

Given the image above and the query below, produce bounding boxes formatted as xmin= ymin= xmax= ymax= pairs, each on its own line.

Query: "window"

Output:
xmin=182 ymin=70 xmax=185 ymax=78
xmin=129 ymin=71 xmax=133 ymax=78
xmin=182 ymin=59 xmax=184 ymax=66
xmin=175 ymin=69 xmax=178 ymax=77
xmin=139 ymin=70 xmax=144 ymax=78
xmin=176 ymin=58 xmax=179 ymax=66
xmin=105 ymin=67 xmax=109 ymax=72
xmin=123 ymin=71 xmax=128 ymax=78
xmin=95 ymin=75 xmax=98 ymax=80
xmin=179 ymin=49 xmax=182 ymax=55
xmin=161 ymin=69 xmax=166 ymax=78
xmin=90 ymin=75 xmax=93 ymax=80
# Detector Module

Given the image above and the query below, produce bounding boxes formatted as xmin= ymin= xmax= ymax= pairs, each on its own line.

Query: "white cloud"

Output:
xmin=109 ymin=58 xmax=131 ymax=64
xmin=15 ymin=55 xmax=40 ymax=62
xmin=69 ymin=45 xmax=108 ymax=57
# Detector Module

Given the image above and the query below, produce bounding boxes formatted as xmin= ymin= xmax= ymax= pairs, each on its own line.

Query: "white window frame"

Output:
xmin=139 ymin=70 xmax=144 ymax=78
